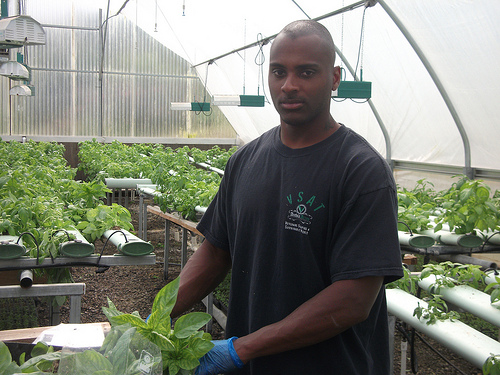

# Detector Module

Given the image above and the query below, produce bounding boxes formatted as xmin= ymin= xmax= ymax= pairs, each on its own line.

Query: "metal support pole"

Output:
xmin=205 ymin=292 xmax=213 ymax=333
xmin=69 ymin=295 xmax=82 ymax=323
xmin=164 ymin=220 xmax=170 ymax=280
xmin=181 ymin=228 xmax=188 ymax=268
xmin=142 ymin=197 xmax=148 ymax=242
xmin=125 ymin=188 xmax=129 ymax=208
xmin=138 ymin=193 xmax=144 ymax=239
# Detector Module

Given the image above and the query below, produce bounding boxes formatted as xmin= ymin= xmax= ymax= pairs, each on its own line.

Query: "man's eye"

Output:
xmin=272 ymin=69 xmax=286 ymax=77
xmin=302 ymin=70 xmax=315 ymax=77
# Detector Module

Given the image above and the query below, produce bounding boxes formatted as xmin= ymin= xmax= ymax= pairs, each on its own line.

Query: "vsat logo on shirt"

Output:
xmin=284 ymin=192 xmax=325 ymax=235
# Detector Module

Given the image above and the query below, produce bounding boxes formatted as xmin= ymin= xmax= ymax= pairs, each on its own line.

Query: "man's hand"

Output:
xmin=195 ymin=337 xmax=245 ymax=375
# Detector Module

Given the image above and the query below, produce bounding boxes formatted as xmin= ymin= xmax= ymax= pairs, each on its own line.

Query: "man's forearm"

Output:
xmin=233 ymin=276 xmax=384 ymax=363
xmin=171 ymin=239 xmax=231 ymax=318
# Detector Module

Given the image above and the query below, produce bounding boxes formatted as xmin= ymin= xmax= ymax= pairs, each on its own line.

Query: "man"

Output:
xmin=171 ymin=20 xmax=403 ymax=374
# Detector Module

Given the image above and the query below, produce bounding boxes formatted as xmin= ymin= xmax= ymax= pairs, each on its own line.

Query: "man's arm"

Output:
xmin=233 ymin=275 xmax=384 ymax=363
xmin=171 ymin=239 xmax=232 ymax=319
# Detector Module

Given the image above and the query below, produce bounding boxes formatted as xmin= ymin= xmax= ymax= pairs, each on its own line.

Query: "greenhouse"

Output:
xmin=1 ymin=0 xmax=500 ymax=374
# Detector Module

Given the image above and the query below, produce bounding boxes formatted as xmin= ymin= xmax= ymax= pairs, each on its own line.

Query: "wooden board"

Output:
xmin=0 ymin=322 xmax=111 ymax=343
xmin=147 ymin=205 xmax=204 ymax=237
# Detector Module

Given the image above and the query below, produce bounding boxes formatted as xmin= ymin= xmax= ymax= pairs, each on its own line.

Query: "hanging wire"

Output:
xmin=154 ymin=0 xmax=158 ymax=32
xmin=341 ymin=0 xmax=345 ymax=71
xmin=192 ymin=63 xmax=212 ymax=116
xmin=254 ymin=34 xmax=271 ymax=104
xmin=353 ymin=6 xmax=367 ymax=81
xmin=243 ymin=19 xmax=247 ymax=95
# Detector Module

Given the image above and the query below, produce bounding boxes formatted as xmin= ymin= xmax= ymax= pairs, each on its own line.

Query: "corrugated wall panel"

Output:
xmin=2 ymin=0 xmax=236 ymax=141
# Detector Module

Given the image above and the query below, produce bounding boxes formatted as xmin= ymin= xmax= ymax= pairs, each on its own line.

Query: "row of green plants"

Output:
xmin=80 ymin=139 xmax=500 ymax=236
xmin=387 ymin=260 xmax=500 ymax=374
xmin=0 ymin=278 xmax=213 ymax=375
xmin=398 ymin=177 xmax=500 ymax=237
xmin=0 ymin=139 xmax=133 ymax=284
xmin=78 ymin=140 xmax=237 ymax=220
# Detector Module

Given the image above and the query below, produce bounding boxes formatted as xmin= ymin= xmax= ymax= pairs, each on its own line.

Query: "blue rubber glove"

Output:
xmin=195 ymin=337 xmax=245 ymax=375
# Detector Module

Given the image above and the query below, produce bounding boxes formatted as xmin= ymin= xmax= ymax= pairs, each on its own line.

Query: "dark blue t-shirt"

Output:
xmin=197 ymin=125 xmax=403 ymax=374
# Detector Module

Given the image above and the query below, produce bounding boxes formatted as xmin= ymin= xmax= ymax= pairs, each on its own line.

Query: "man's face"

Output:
xmin=268 ymin=33 xmax=340 ymax=128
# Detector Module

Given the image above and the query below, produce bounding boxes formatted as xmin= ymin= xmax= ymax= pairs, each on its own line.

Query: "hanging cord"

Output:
xmin=354 ymin=7 xmax=367 ymax=81
xmin=154 ymin=0 xmax=158 ymax=32
xmin=340 ymin=0 xmax=345 ymax=72
xmin=17 ymin=232 xmax=42 ymax=264
xmin=477 ymin=231 xmax=500 ymax=253
xmin=192 ymin=62 xmax=212 ymax=116
xmin=398 ymin=221 xmax=413 ymax=236
xmin=348 ymin=7 xmax=370 ymax=104
xmin=243 ymin=19 xmax=247 ymax=95
xmin=254 ymin=33 xmax=271 ymax=104
xmin=95 ymin=229 xmax=130 ymax=273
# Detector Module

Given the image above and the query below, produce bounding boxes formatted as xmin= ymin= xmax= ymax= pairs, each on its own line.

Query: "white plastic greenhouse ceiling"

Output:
xmin=1 ymin=0 xmax=499 ymax=190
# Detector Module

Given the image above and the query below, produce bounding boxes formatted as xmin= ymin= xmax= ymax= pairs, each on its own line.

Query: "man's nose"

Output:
xmin=281 ymin=75 xmax=299 ymax=93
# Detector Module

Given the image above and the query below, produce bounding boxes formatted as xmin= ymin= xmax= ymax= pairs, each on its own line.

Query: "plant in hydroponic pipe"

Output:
xmin=433 ymin=176 xmax=500 ymax=235
xmin=397 ymin=179 xmax=437 ymax=233
xmin=483 ymin=354 xmax=500 ymax=375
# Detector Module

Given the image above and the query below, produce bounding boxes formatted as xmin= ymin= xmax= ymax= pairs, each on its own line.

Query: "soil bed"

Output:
xmin=36 ymin=201 xmax=482 ymax=374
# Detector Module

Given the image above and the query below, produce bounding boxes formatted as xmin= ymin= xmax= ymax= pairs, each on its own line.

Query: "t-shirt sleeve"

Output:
xmin=328 ymin=185 xmax=404 ymax=285
xmin=196 ymin=168 xmax=231 ymax=253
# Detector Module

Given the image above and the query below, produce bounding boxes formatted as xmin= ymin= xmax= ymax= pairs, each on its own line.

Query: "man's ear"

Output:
xmin=332 ymin=66 xmax=341 ymax=91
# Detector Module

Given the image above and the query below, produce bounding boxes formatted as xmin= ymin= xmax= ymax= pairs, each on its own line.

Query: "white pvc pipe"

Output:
xmin=398 ymin=231 xmax=435 ymax=248
xmin=421 ymin=217 xmax=484 ymax=248
xmin=485 ymin=270 xmax=499 ymax=286
xmin=478 ymin=230 xmax=500 ymax=245
xmin=195 ymin=206 xmax=207 ymax=214
xmin=419 ymin=229 xmax=483 ymax=248
xmin=104 ymin=178 xmax=153 ymax=189
xmin=418 ymin=274 xmax=500 ymax=327
xmin=386 ymin=288 xmax=500 ymax=369
xmin=137 ymin=185 xmax=162 ymax=197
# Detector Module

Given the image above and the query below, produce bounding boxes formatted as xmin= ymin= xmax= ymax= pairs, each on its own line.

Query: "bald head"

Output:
xmin=275 ymin=20 xmax=336 ymax=66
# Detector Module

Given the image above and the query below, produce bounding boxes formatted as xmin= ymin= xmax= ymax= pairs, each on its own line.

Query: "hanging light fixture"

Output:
xmin=10 ymin=84 xmax=34 ymax=96
xmin=0 ymin=61 xmax=30 ymax=80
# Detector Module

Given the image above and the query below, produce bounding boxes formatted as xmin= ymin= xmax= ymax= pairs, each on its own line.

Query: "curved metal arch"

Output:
xmin=377 ymin=0 xmax=473 ymax=178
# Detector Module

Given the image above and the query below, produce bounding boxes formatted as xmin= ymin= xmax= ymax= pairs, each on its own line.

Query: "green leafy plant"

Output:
xmin=433 ymin=176 xmax=500 ymax=234
xmin=57 ymin=326 xmax=163 ymax=375
xmin=386 ymin=266 xmax=419 ymax=294
xmin=483 ymin=354 xmax=500 ymax=375
xmin=397 ymin=179 xmax=436 ymax=233
xmin=484 ymin=274 xmax=500 ymax=304
xmin=420 ymin=261 xmax=485 ymax=290
xmin=103 ymin=277 xmax=214 ymax=375
xmin=0 ymin=341 xmax=60 ymax=374
xmin=413 ymin=294 xmax=460 ymax=325
xmin=76 ymin=204 xmax=134 ymax=242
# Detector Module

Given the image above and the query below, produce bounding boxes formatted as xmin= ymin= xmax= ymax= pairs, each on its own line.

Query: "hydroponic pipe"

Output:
xmin=478 ymin=230 xmax=500 ymax=246
xmin=102 ymin=229 xmax=154 ymax=256
xmin=419 ymin=229 xmax=483 ymax=248
xmin=104 ymin=178 xmax=153 ymax=189
xmin=398 ymin=231 xmax=435 ymax=248
xmin=0 ymin=235 xmax=26 ymax=259
xmin=195 ymin=206 xmax=207 ymax=214
xmin=189 ymin=157 xmax=225 ymax=176
xmin=386 ymin=288 xmax=500 ymax=369
xmin=430 ymin=254 xmax=497 ymax=270
xmin=59 ymin=229 xmax=95 ymax=258
xmin=418 ymin=274 xmax=500 ymax=327
xmin=19 ymin=269 xmax=33 ymax=288
xmin=485 ymin=270 xmax=499 ymax=286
